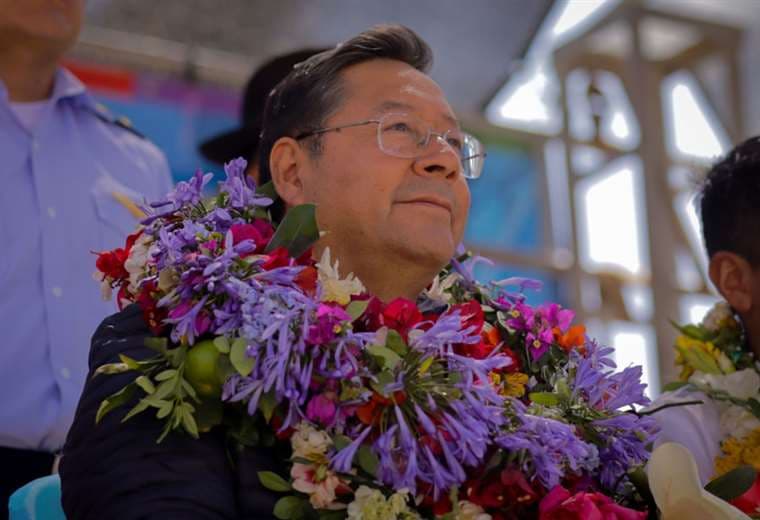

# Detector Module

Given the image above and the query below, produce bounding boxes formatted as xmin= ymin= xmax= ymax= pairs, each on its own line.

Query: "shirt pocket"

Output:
xmin=91 ymin=174 xmax=145 ymax=250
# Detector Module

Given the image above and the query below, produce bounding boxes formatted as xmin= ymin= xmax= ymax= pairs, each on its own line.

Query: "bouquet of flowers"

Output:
xmin=93 ymin=159 xmax=658 ymax=519
xmin=665 ymin=302 xmax=760 ymax=516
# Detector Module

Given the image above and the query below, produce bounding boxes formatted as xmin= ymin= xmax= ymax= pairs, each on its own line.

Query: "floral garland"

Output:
xmin=668 ymin=302 xmax=760 ymax=515
xmin=93 ymin=158 xmax=658 ymax=519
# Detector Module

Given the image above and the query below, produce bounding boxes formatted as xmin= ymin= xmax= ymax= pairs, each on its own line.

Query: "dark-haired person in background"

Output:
xmin=652 ymin=136 xmax=760 ymax=484
xmin=199 ymin=48 xmax=326 ymax=182
xmin=61 ymin=24 xmax=486 ymax=519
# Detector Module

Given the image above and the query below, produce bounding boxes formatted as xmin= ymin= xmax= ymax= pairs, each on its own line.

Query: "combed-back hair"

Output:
xmin=699 ymin=135 xmax=760 ymax=266
xmin=258 ymin=24 xmax=433 ymax=220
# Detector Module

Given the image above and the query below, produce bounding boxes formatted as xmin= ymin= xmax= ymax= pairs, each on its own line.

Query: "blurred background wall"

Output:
xmin=65 ymin=0 xmax=760 ymax=396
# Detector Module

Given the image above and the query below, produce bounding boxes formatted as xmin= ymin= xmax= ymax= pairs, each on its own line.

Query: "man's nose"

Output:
xmin=412 ymin=135 xmax=461 ymax=179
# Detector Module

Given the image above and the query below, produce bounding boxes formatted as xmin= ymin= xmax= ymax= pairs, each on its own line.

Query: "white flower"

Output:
xmin=290 ymin=422 xmax=332 ymax=462
xmin=422 ymin=272 xmax=458 ymax=305
xmin=701 ymin=301 xmax=734 ymax=332
xmin=93 ymin=270 xmax=112 ymax=301
xmin=690 ymin=368 xmax=760 ymax=400
xmin=719 ymin=406 xmax=760 ymax=440
xmin=124 ymin=232 xmax=152 ymax=292
xmin=347 ymin=486 xmax=420 ymax=520
xmin=454 ymin=501 xmax=492 ymax=520
xmin=316 ymin=248 xmax=365 ymax=305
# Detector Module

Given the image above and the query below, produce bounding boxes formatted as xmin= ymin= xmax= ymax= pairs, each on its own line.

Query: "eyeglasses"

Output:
xmin=294 ymin=112 xmax=487 ymax=179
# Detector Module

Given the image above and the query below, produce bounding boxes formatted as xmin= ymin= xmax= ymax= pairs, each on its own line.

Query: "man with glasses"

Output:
xmin=61 ymin=24 xmax=487 ymax=518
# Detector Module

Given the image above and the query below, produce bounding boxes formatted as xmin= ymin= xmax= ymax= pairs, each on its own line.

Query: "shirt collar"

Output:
xmin=0 ymin=67 xmax=94 ymax=108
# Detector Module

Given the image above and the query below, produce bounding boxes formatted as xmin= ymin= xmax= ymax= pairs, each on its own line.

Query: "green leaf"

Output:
xmin=213 ymin=336 xmax=231 ymax=354
xmin=385 ymin=329 xmax=409 ymax=357
xmin=230 ymin=338 xmax=255 ymax=377
xmin=258 ymin=471 xmax=292 ymax=492
xmin=318 ymin=511 xmax=347 ymax=520
xmin=155 ymin=369 xmax=178 ymax=382
xmin=357 ymin=445 xmax=378 ymax=476
xmin=258 ymin=390 xmax=278 ymax=423
xmin=747 ymin=398 xmax=760 ymax=420
xmin=153 ymin=379 xmax=176 ymax=400
xmin=135 ymin=375 xmax=156 ymax=394
xmin=181 ymin=406 xmax=200 ymax=438
xmin=333 ymin=434 xmax=351 ymax=451
xmin=94 ymin=362 xmax=131 ymax=376
xmin=265 ymin=203 xmax=319 ymax=258
xmin=194 ymin=398 xmax=223 ymax=432
xmin=122 ymin=399 xmax=151 ymax=422
xmin=370 ymin=370 xmax=395 ymax=396
xmin=256 ymin=180 xmax=279 ymax=202
xmin=117 ymin=354 xmax=141 ymax=370
xmin=156 ymin=400 xmax=174 ymax=419
xmin=705 ymin=465 xmax=757 ymax=501
xmin=367 ymin=344 xmax=402 ymax=370
xmin=662 ymin=381 xmax=690 ymax=392
xmin=529 ymin=392 xmax=559 ymax=406
xmin=273 ymin=496 xmax=305 ymax=520
xmin=144 ymin=337 xmax=169 ymax=354
xmin=345 ymin=300 xmax=369 ymax=321
xmin=96 ymin=383 xmax=137 ymax=423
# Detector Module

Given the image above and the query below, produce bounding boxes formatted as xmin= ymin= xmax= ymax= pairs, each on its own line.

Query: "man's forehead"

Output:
xmin=373 ymin=100 xmax=459 ymax=128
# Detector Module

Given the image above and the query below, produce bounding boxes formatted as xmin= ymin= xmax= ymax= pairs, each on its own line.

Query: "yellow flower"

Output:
xmin=492 ymin=372 xmax=529 ymax=398
xmin=674 ymin=335 xmax=734 ymax=381
xmin=714 ymin=427 xmax=760 ymax=477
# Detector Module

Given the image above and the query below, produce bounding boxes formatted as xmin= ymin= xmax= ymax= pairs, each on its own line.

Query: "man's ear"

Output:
xmin=708 ymin=251 xmax=754 ymax=313
xmin=269 ymin=137 xmax=309 ymax=207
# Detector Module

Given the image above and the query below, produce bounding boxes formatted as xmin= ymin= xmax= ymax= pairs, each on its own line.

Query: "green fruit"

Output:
xmin=184 ymin=339 xmax=222 ymax=397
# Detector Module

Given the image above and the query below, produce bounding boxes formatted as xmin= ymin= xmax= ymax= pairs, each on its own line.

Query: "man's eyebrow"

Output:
xmin=374 ymin=100 xmax=460 ymax=128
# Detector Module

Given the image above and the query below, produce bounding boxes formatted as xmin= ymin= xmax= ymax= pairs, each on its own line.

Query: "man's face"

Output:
xmin=299 ymin=59 xmax=470 ymax=273
xmin=0 ymin=0 xmax=84 ymax=52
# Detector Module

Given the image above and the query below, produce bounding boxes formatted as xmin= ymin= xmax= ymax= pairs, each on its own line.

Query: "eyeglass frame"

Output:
xmin=293 ymin=112 xmax=487 ymax=179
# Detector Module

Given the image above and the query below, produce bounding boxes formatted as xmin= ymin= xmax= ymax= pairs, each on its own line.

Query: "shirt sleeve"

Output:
xmin=59 ymin=305 xmax=239 ymax=520
xmin=649 ymin=389 xmax=723 ymax=485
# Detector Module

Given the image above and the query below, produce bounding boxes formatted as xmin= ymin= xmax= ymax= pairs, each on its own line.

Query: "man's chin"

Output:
xmin=388 ymin=234 xmax=455 ymax=272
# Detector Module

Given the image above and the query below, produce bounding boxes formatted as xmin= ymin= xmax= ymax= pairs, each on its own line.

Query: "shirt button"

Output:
xmin=60 ymin=367 xmax=71 ymax=380
xmin=47 ymin=207 xmax=57 ymax=219
xmin=51 ymin=286 xmax=63 ymax=298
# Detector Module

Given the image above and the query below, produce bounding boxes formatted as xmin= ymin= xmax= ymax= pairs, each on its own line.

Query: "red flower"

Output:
xmin=419 ymin=484 xmax=452 ymax=515
xmin=95 ymin=248 xmax=129 ymax=280
xmin=230 ymin=220 xmax=274 ymax=254
xmin=451 ymin=300 xmax=485 ymax=334
xmin=136 ymin=281 xmax=166 ymax=335
xmin=500 ymin=468 xmax=541 ymax=505
xmin=538 ymin=486 xmax=646 ymax=520
xmin=382 ymin=298 xmax=423 ymax=341
xmin=731 ymin=474 xmax=760 ymax=515
xmin=294 ymin=266 xmax=318 ymax=295
xmin=262 ymin=247 xmax=291 ymax=270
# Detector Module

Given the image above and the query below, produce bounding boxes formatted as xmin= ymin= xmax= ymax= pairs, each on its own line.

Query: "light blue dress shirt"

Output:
xmin=0 ymin=68 xmax=173 ymax=451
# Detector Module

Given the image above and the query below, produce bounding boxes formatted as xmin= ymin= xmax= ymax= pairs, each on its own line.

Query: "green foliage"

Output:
xmin=705 ymin=466 xmax=757 ymax=501
xmin=265 ymin=203 xmax=319 ymax=258
xmin=258 ymin=471 xmax=292 ymax=492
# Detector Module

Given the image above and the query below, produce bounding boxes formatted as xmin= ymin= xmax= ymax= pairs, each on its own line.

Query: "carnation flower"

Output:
xmin=124 ymin=231 xmax=152 ymax=292
xmin=346 ymin=486 xmax=420 ymax=520
xmin=701 ymin=301 xmax=736 ymax=332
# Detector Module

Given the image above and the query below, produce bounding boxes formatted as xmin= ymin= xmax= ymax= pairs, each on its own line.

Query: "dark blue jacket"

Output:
xmin=60 ymin=305 xmax=281 ymax=519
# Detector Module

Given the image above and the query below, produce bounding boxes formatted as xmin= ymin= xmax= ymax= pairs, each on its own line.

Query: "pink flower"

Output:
xmin=306 ymin=393 xmax=337 ymax=427
xmin=290 ymin=463 xmax=344 ymax=510
xmin=306 ymin=304 xmax=351 ymax=345
xmin=539 ymin=486 xmax=646 ymax=520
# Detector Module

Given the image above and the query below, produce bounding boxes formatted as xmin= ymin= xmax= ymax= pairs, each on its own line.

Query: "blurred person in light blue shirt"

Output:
xmin=0 ymin=0 xmax=172 ymax=507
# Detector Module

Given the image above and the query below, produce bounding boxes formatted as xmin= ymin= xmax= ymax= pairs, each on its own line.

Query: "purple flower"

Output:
xmin=590 ymin=413 xmax=659 ymax=493
xmin=305 ymin=393 xmax=337 ymax=427
xmin=218 ymin=158 xmax=272 ymax=209
xmin=496 ymin=406 xmax=599 ymax=489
